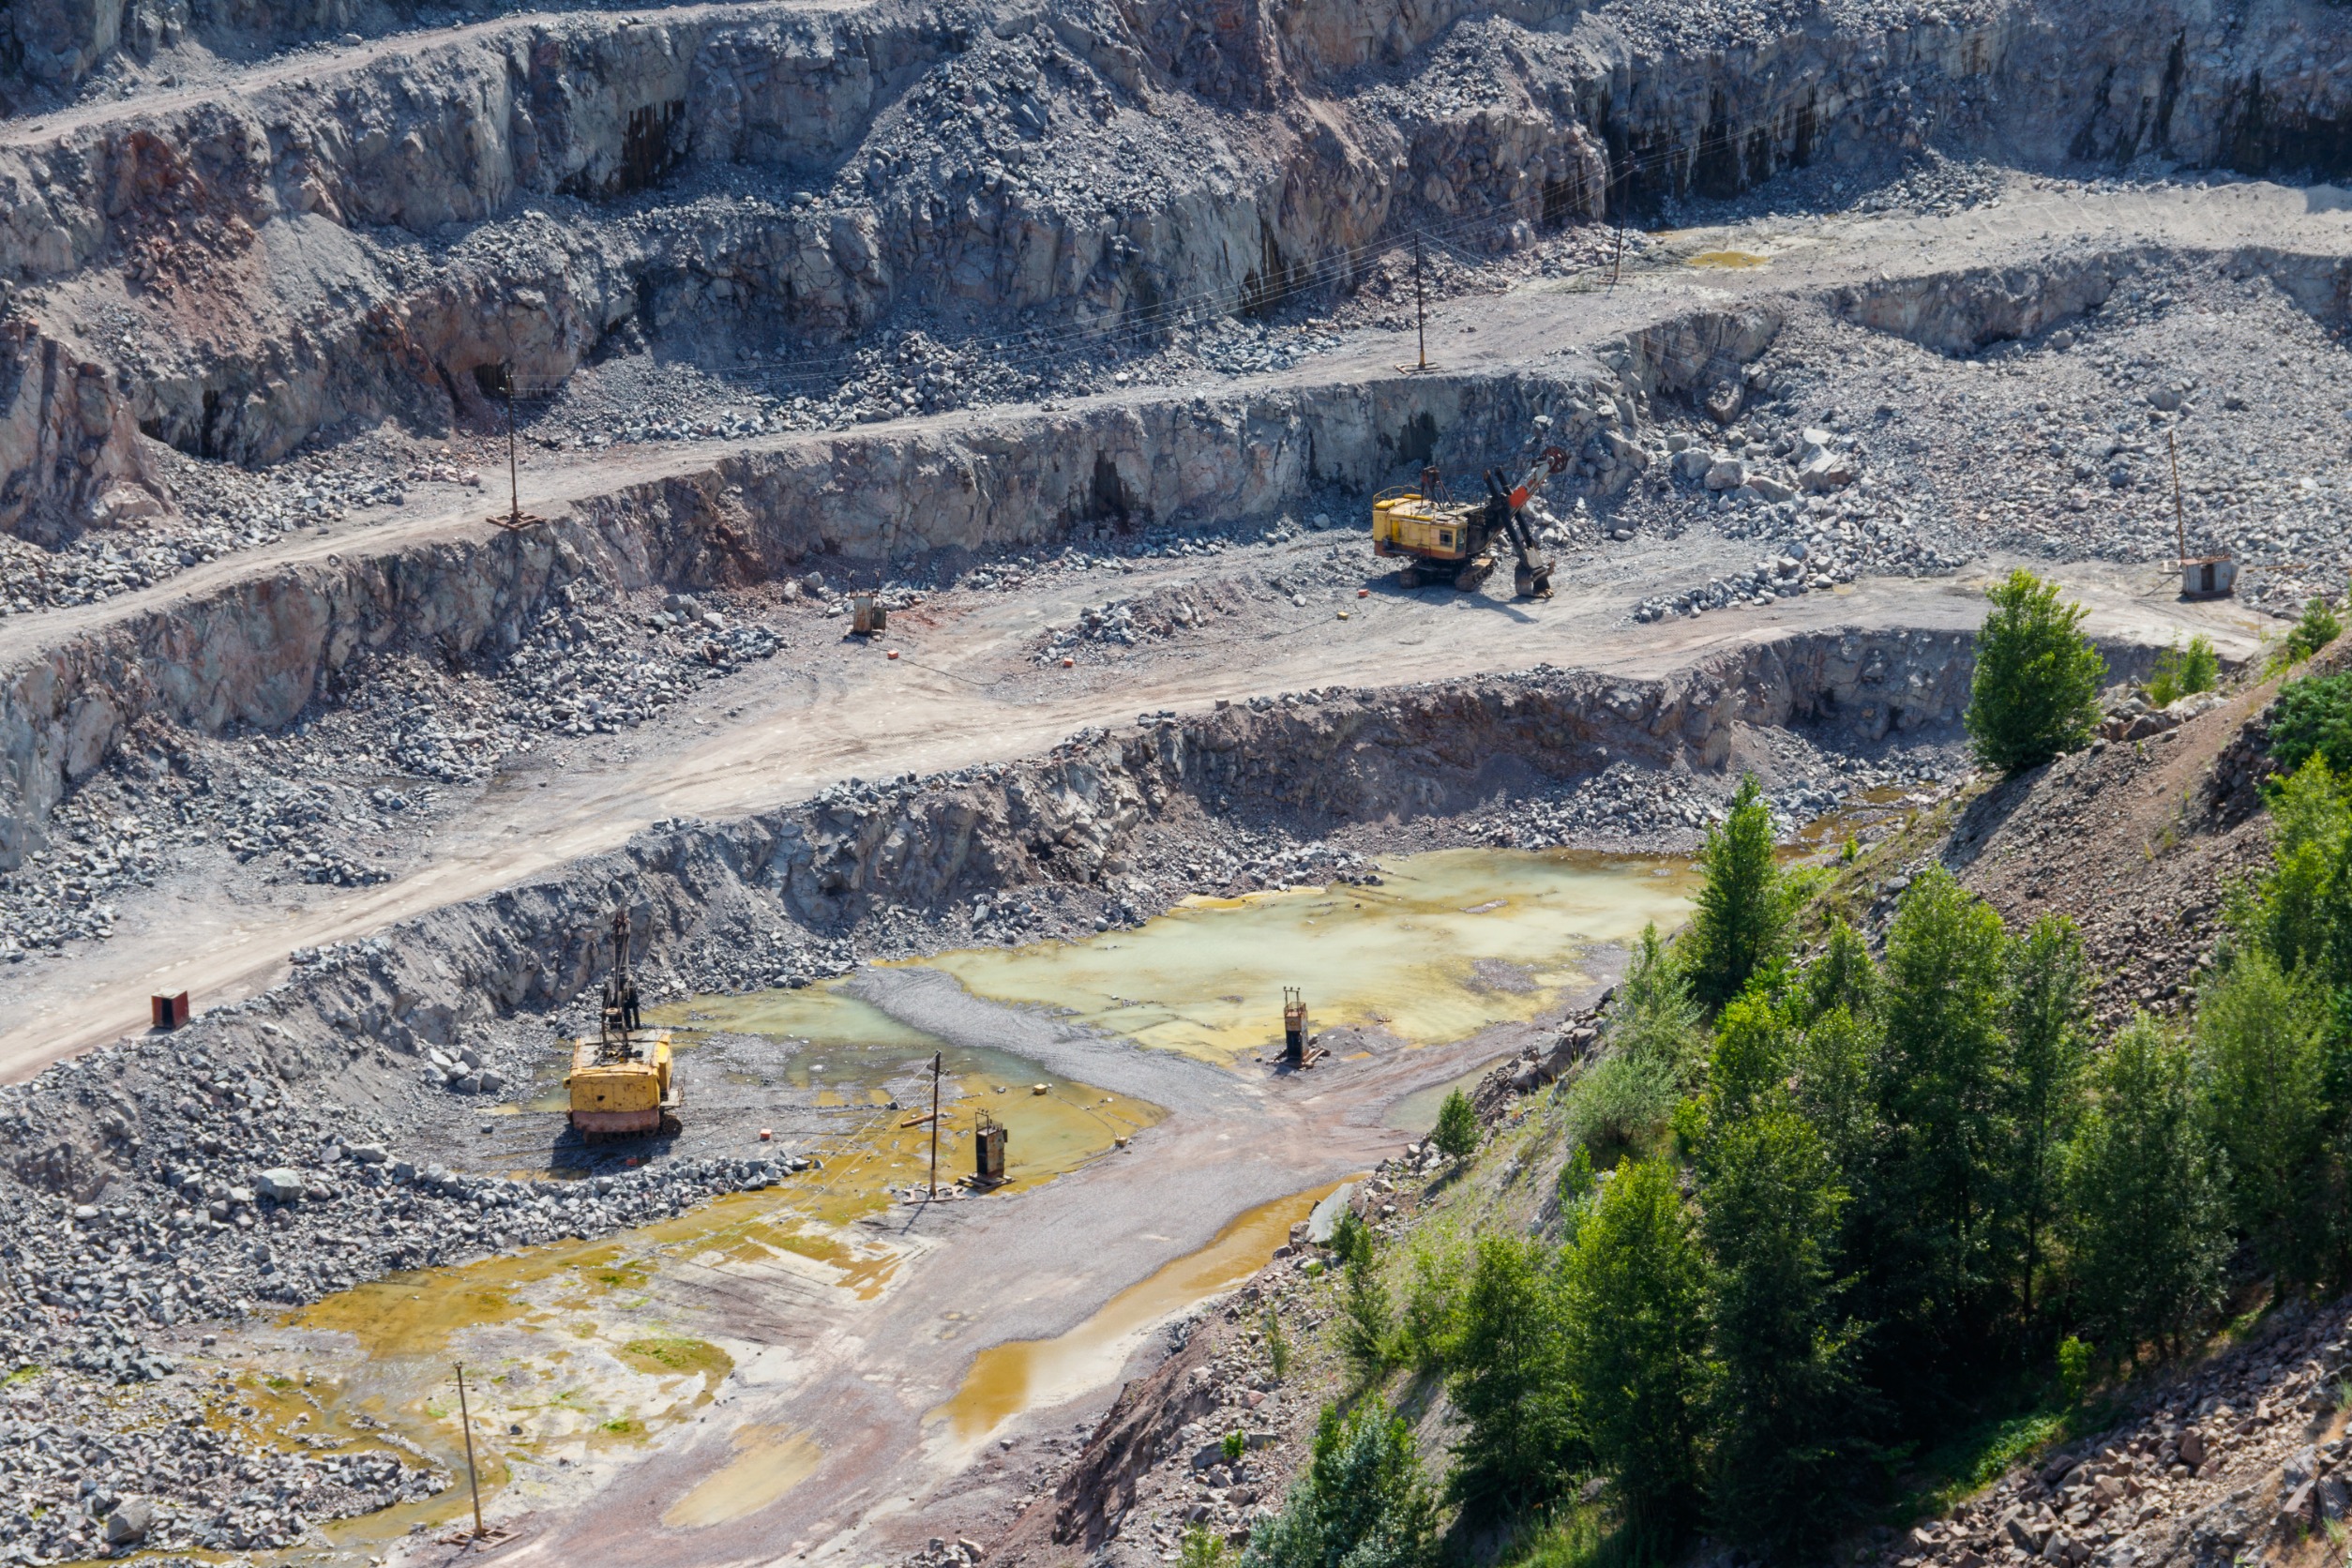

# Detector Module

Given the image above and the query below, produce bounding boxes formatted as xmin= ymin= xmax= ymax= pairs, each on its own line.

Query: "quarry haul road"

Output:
xmin=0 ymin=176 xmax=2341 ymax=676
xmin=0 ymin=551 xmax=2258 ymax=1087
xmin=0 ymin=175 xmax=2329 ymax=1087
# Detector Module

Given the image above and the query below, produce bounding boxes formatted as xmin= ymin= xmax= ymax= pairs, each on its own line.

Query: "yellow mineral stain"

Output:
xmin=1687 ymin=249 xmax=1769 ymax=268
xmin=664 ymin=1426 xmax=826 ymax=1529
xmin=928 ymin=1181 xmax=1344 ymax=1446
xmin=913 ymin=848 xmax=1694 ymax=1063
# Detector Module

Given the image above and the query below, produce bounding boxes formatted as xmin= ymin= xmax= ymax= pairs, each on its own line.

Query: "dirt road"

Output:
xmin=0 ymin=176 xmax=2321 ymax=1084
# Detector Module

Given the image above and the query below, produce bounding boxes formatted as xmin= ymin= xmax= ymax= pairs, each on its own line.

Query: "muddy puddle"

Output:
xmin=917 ymin=847 xmax=1696 ymax=1064
xmin=182 ymin=847 xmax=1689 ymax=1558
xmin=927 ymin=1181 xmax=1344 ymax=1450
xmin=204 ymin=1036 xmax=1154 ymax=1558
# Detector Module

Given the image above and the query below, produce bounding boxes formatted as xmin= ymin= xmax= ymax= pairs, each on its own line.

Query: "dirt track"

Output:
xmin=0 ymin=174 xmax=2328 ymax=1084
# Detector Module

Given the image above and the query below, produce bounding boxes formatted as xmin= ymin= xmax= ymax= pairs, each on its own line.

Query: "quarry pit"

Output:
xmin=5 ymin=0 xmax=2352 ymax=1561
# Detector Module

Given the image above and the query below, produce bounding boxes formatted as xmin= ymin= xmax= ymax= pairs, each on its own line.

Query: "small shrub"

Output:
xmin=1562 ymin=1051 xmax=1681 ymax=1160
xmin=1337 ymin=1256 xmax=1397 ymax=1386
xmin=2057 ymin=1335 xmax=2092 ymax=1405
xmin=1223 ymin=1428 xmax=1248 ymax=1466
xmin=2279 ymin=596 xmax=2345 ymax=670
xmin=1431 ymin=1089 xmax=1481 ymax=1160
xmin=1966 ymin=569 xmax=2106 ymax=774
xmin=1262 ymin=1307 xmax=1291 ymax=1380
xmin=1557 ymin=1145 xmax=1598 ymax=1211
xmin=2148 ymin=634 xmax=2221 ymax=706
xmin=1184 ymin=1526 xmax=1233 ymax=1568
xmin=1397 ymin=1232 xmax=1469 ymax=1373
xmin=2269 ymin=671 xmax=2352 ymax=777
xmin=1330 ymin=1208 xmax=1375 ymax=1271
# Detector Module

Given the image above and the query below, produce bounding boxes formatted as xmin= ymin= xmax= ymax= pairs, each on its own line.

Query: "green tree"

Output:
xmin=1395 ymin=1232 xmax=1468 ymax=1374
xmin=2266 ymin=675 xmax=2352 ymax=784
xmin=1561 ymin=1157 xmax=1706 ymax=1549
xmin=1864 ymin=867 xmax=2014 ymax=1388
xmin=2279 ymin=595 xmax=2344 ymax=669
xmin=1445 ymin=1234 xmax=1576 ymax=1515
xmin=1700 ymin=1101 xmax=1870 ymax=1555
xmin=2147 ymin=634 xmax=2221 ymax=706
xmin=2002 ymin=914 xmax=2090 ymax=1319
xmin=1704 ymin=991 xmax=1792 ymax=1128
xmin=1800 ymin=919 xmax=1881 ymax=1025
xmin=1685 ymin=775 xmax=1792 ymax=1010
xmin=1337 ymin=1254 xmax=1398 ymax=1388
xmin=1566 ymin=925 xmax=1707 ymax=1160
xmin=2064 ymin=1016 xmax=2229 ymax=1361
xmin=1966 ymin=568 xmax=2106 ymax=774
xmin=1613 ymin=923 xmax=1708 ymax=1078
xmin=2240 ymin=754 xmax=2352 ymax=978
xmin=1790 ymin=1004 xmax=1881 ymax=1194
xmin=1330 ymin=1209 xmax=1376 ymax=1271
xmin=2195 ymin=949 xmax=2330 ymax=1285
xmin=1430 ymin=1089 xmax=1480 ymax=1161
xmin=1243 ymin=1400 xmax=1438 ymax=1568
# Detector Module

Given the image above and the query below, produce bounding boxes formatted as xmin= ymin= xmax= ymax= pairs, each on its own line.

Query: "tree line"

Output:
xmin=1235 ymin=573 xmax=2352 ymax=1568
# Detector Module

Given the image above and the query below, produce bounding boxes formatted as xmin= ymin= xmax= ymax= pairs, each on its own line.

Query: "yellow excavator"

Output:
xmin=566 ymin=908 xmax=681 ymax=1142
xmin=1372 ymin=445 xmax=1568 ymax=596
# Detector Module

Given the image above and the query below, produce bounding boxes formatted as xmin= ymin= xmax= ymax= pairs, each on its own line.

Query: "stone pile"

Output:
xmin=0 ymin=1369 xmax=447 ymax=1564
xmin=0 ymin=582 xmax=788 ymax=957
xmin=1888 ymin=1299 xmax=2352 ymax=1568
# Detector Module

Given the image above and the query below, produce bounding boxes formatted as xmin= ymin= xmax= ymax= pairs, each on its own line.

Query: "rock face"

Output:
xmin=2 ymin=0 xmax=2350 ymax=535
xmin=0 ymin=315 xmax=1766 ymax=868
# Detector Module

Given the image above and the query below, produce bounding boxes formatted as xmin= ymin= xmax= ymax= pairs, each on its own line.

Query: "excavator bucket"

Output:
xmin=1515 ymin=561 xmax=1554 ymax=599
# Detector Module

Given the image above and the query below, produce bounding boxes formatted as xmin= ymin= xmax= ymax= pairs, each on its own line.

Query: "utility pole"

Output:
xmin=453 ymin=1362 xmax=486 ymax=1540
xmin=2170 ymin=429 xmax=2188 ymax=565
xmin=1611 ymin=195 xmax=1626 ymax=291
xmin=928 ymin=1052 xmax=942 ymax=1199
xmin=1412 ymin=233 xmax=1426 ymax=371
xmin=504 ymin=366 xmax=521 ymax=529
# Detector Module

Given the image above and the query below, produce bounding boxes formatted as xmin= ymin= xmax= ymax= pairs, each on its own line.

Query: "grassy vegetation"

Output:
xmin=618 ymin=1336 xmax=731 ymax=1379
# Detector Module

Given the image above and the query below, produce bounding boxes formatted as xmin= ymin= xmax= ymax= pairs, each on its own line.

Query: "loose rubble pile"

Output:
xmin=1888 ymin=1298 xmax=2352 ymax=1568
xmin=0 ymin=581 xmax=788 ymax=957
xmin=0 ymin=1369 xmax=447 ymax=1563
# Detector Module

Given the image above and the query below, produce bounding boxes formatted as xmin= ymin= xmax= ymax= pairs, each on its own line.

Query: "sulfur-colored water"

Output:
xmin=210 ymin=846 xmax=1687 ymax=1555
xmin=917 ymin=847 xmax=1696 ymax=1064
xmin=664 ymin=1425 xmax=827 ymax=1529
xmin=927 ymin=1182 xmax=1345 ymax=1449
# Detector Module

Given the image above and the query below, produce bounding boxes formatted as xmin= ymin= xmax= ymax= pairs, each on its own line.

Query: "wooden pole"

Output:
xmin=505 ymin=369 xmax=520 ymax=528
xmin=2170 ymin=429 xmax=2188 ymax=565
xmin=1412 ymin=234 xmax=1426 ymax=371
xmin=928 ymin=1052 xmax=942 ymax=1199
xmin=454 ymin=1362 xmax=486 ymax=1540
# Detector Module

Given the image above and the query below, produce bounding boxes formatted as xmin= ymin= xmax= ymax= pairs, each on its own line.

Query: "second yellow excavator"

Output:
xmin=1372 ymin=445 xmax=1567 ymax=596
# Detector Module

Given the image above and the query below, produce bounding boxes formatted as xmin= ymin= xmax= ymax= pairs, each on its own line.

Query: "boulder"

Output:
xmin=1798 ymin=445 xmax=1860 ymax=491
xmin=2179 ymin=1428 xmax=2207 ymax=1468
xmin=101 ymin=1498 xmax=152 ymax=1545
xmin=255 ymin=1168 xmax=305 ymax=1203
xmin=1703 ymin=458 xmax=1747 ymax=491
